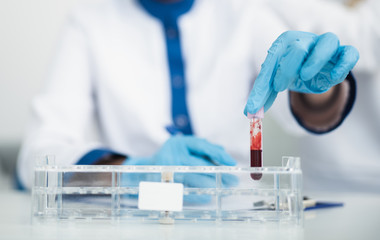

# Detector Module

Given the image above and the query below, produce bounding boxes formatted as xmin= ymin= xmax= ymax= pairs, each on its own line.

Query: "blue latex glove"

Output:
xmin=244 ymin=31 xmax=359 ymax=115
xmin=122 ymin=136 xmax=239 ymax=204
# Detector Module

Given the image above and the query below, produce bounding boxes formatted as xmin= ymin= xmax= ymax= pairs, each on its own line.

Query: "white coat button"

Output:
xmin=172 ymin=75 xmax=183 ymax=88
xmin=175 ymin=115 xmax=188 ymax=128
xmin=166 ymin=27 xmax=177 ymax=39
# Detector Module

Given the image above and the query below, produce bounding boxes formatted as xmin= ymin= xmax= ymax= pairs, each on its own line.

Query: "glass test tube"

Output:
xmin=250 ymin=117 xmax=263 ymax=180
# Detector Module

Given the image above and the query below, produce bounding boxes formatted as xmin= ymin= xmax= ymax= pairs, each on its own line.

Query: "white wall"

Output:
xmin=0 ymin=0 xmax=102 ymax=144
xmin=0 ymin=0 xmax=106 ymax=181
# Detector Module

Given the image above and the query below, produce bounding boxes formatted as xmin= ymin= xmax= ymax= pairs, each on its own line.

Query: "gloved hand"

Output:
xmin=121 ymin=135 xmax=239 ymax=204
xmin=244 ymin=31 xmax=359 ymax=115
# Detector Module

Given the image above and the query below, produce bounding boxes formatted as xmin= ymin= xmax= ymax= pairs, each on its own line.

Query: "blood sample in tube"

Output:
xmin=250 ymin=117 xmax=263 ymax=180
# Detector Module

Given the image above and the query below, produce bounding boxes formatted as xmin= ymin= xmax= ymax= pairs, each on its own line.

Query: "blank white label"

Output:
xmin=138 ymin=182 xmax=184 ymax=211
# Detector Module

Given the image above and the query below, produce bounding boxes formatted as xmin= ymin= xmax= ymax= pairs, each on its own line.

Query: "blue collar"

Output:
xmin=138 ymin=0 xmax=195 ymax=22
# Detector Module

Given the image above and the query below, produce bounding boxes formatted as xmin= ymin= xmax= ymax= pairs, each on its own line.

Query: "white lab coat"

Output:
xmin=17 ymin=0 xmax=380 ymax=191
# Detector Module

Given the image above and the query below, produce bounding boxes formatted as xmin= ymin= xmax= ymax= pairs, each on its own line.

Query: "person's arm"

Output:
xmin=289 ymin=72 xmax=356 ymax=134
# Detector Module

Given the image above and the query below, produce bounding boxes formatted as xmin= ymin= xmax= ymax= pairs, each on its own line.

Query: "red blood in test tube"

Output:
xmin=250 ymin=150 xmax=262 ymax=180
xmin=250 ymin=119 xmax=262 ymax=180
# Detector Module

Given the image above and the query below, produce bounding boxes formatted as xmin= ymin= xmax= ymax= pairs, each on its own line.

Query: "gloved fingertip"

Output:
xmin=243 ymin=106 xmax=248 ymax=116
xmin=300 ymin=68 xmax=312 ymax=81
xmin=246 ymin=106 xmax=260 ymax=116
xmin=345 ymin=45 xmax=360 ymax=62
xmin=331 ymin=68 xmax=347 ymax=82
xmin=245 ymin=106 xmax=260 ymax=117
xmin=222 ymin=174 xmax=240 ymax=187
xmin=217 ymin=157 xmax=235 ymax=167
xmin=226 ymin=155 xmax=237 ymax=166
xmin=227 ymin=161 xmax=237 ymax=167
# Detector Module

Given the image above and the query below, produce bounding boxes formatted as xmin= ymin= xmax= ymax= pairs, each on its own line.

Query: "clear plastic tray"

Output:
xmin=32 ymin=156 xmax=303 ymax=225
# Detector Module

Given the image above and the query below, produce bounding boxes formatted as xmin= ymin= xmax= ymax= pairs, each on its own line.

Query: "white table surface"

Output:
xmin=0 ymin=190 xmax=379 ymax=240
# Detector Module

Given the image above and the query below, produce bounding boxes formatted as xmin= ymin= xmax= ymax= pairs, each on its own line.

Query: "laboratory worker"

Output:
xmin=16 ymin=0 xmax=377 ymax=192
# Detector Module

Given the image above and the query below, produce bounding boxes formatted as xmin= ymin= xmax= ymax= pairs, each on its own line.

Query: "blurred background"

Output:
xmin=0 ymin=0 xmax=100 ymax=189
xmin=0 ymin=0 xmax=304 ymax=190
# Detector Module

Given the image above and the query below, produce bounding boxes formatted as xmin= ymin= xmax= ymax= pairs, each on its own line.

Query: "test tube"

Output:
xmin=248 ymin=107 xmax=264 ymax=180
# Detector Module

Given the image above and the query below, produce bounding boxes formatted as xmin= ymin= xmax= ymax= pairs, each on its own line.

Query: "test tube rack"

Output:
xmin=32 ymin=156 xmax=303 ymax=226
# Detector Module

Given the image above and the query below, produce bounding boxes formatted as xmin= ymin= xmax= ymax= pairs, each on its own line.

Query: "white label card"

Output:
xmin=138 ymin=182 xmax=184 ymax=211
